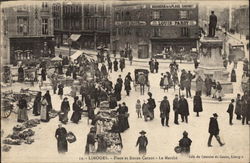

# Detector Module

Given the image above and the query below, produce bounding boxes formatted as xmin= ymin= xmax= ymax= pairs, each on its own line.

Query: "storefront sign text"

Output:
xmin=115 ymin=21 xmax=147 ymax=26
xmin=150 ymin=20 xmax=197 ymax=26
xmin=150 ymin=4 xmax=196 ymax=9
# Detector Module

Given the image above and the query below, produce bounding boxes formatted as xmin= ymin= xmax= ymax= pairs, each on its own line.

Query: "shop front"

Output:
xmin=151 ymin=38 xmax=198 ymax=57
xmin=9 ymin=36 xmax=55 ymax=65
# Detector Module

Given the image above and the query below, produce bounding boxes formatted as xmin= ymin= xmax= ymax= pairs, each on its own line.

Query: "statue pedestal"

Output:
xmin=193 ymin=37 xmax=233 ymax=94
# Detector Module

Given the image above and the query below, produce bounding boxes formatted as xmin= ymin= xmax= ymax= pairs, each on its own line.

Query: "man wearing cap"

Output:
xmin=136 ymin=130 xmax=148 ymax=155
xmin=208 ymin=11 xmax=217 ymax=37
xmin=179 ymin=131 xmax=192 ymax=154
xmin=207 ymin=113 xmax=225 ymax=147
xmin=160 ymin=96 xmax=171 ymax=127
xmin=227 ymin=99 xmax=235 ymax=125
xmin=173 ymin=94 xmax=180 ymax=125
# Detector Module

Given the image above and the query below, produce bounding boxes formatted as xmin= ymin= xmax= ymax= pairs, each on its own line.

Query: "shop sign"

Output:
xmin=115 ymin=21 xmax=147 ymax=26
xmin=115 ymin=5 xmax=146 ymax=11
xmin=150 ymin=20 xmax=197 ymax=26
xmin=150 ymin=4 xmax=196 ymax=9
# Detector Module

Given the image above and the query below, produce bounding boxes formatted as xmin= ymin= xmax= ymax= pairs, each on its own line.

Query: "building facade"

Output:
xmin=52 ymin=2 xmax=111 ymax=50
xmin=112 ymin=2 xmax=200 ymax=58
xmin=1 ymin=2 xmax=54 ymax=65
xmin=232 ymin=5 xmax=249 ymax=37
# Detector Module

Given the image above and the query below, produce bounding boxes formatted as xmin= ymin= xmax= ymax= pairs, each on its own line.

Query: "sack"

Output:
xmin=174 ymin=146 xmax=182 ymax=153
xmin=67 ymin=131 xmax=76 ymax=143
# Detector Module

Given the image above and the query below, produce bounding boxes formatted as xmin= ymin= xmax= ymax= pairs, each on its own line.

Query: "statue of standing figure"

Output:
xmin=208 ymin=11 xmax=217 ymax=37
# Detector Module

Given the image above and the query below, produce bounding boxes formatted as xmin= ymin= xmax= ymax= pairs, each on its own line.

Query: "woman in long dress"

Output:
xmin=60 ymin=97 xmax=70 ymax=124
xmin=70 ymin=96 xmax=82 ymax=124
xmin=40 ymin=96 xmax=50 ymax=122
xmin=55 ymin=124 xmax=68 ymax=154
xmin=33 ymin=92 xmax=42 ymax=116
xmin=17 ymin=95 xmax=28 ymax=122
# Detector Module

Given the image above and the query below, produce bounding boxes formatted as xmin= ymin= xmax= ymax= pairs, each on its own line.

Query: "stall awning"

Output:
xmin=70 ymin=50 xmax=83 ymax=60
xmin=70 ymin=34 xmax=81 ymax=41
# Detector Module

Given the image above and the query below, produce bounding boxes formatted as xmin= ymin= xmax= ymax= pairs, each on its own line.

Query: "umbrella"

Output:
xmin=51 ymin=56 xmax=63 ymax=61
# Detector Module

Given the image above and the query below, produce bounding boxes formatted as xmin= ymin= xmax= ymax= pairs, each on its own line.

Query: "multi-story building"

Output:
xmin=52 ymin=1 xmax=111 ymax=50
xmin=1 ymin=2 xmax=54 ymax=65
xmin=112 ymin=2 xmax=200 ymax=58
xmin=232 ymin=5 xmax=249 ymax=37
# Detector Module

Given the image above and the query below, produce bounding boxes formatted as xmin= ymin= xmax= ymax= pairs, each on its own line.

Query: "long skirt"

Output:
xmin=17 ymin=109 xmax=28 ymax=122
xmin=57 ymin=138 xmax=68 ymax=153
xmin=40 ymin=106 xmax=50 ymax=122
xmin=70 ymin=111 xmax=81 ymax=123
xmin=139 ymin=146 xmax=147 ymax=155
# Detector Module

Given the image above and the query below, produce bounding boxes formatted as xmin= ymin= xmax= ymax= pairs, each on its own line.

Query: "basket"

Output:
xmin=174 ymin=146 xmax=182 ymax=153
xmin=66 ymin=131 xmax=76 ymax=143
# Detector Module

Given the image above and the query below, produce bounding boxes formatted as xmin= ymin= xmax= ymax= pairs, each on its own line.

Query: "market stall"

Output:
xmin=92 ymin=101 xmax=123 ymax=154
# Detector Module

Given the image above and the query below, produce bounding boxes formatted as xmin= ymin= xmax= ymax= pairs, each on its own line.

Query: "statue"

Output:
xmin=208 ymin=11 xmax=217 ymax=37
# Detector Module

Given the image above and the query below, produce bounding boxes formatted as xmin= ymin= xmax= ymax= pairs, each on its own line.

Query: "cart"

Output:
xmin=134 ymin=69 xmax=149 ymax=91
xmin=1 ymin=98 xmax=16 ymax=118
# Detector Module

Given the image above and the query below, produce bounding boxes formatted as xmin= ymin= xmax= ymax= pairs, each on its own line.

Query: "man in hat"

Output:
xmin=136 ymin=130 xmax=148 ymax=155
xmin=207 ymin=113 xmax=225 ymax=147
xmin=227 ymin=99 xmax=235 ymax=125
xmin=160 ymin=96 xmax=170 ymax=127
xmin=179 ymin=131 xmax=192 ymax=154
xmin=208 ymin=11 xmax=217 ymax=37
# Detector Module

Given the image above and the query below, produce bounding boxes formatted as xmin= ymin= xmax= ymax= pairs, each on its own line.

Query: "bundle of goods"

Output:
xmin=13 ymin=124 xmax=26 ymax=132
xmin=99 ymin=101 xmax=109 ymax=109
xmin=2 ymin=138 xmax=22 ymax=145
xmin=104 ymin=133 xmax=122 ymax=154
xmin=2 ymin=145 xmax=11 ymax=152
xmin=49 ymin=110 xmax=59 ymax=119
xmin=24 ymin=137 xmax=35 ymax=144
xmin=23 ymin=119 xmax=40 ymax=128
xmin=66 ymin=132 xmax=77 ymax=143
xmin=7 ymin=129 xmax=35 ymax=140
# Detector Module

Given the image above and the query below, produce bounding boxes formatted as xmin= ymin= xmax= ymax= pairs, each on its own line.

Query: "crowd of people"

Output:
xmin=11 ymin=47 xmax=250 ymax=156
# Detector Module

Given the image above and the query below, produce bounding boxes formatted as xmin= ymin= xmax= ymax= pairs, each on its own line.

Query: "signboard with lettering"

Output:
xmin=115 ymin=21 xmax=147 ymax=26
xmin=150 ymin=4 xmax=196 ymax=9
xmin=115 ymin=5 xmax=146 ymax=11
xmin=150 ymin=20 xmax=197 ymax=26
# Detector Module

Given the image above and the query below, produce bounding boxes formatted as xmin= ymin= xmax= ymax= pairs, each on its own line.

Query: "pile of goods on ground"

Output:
xmin=93 ymin=104 xmax=122 ymax=154
xmin=2 ymin=119 xmax=40 ymax=150
xmin=49 ymin=109 xmax=59 ymax=119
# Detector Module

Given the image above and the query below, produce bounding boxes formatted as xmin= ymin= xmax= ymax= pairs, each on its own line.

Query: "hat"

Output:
xmin=213 ymin=113 xmax=218 ymax=117
xmin=164 ymin=96 xmax=167 ymax=99
xmin=183 ymin=131 xmax=188 ymax=136
xmin=139 ymin=130 xmax=146 ymax=134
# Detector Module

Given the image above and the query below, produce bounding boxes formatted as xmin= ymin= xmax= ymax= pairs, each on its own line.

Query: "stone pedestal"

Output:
xmin=193 ymin=37 xmax=233 ymax=94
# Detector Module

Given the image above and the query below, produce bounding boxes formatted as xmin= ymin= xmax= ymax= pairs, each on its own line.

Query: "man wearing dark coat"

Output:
xmin=58 ymin=83 xmax=64 ymax=99
xmin=124 ymin=73 xmax=133 ymax=96
xmin=154 ymin=59 xmax=159 ymax=73
xmin=179 ymin=131 xmax=192 ymax=154
xmin=173 ymin=94 xmax=180 ymax=124
xmin=55 ymin=124 xmax=68 ymax=154
xmin=44 ymin=90 xmax=52 ymax=112
xmin=227 ymin=99 xmax=235 ymax=125
xmin=193 ymin=92 xmax=203 ymax=117
xmin=70 ymin=96 xmax=82 ymax=124
xmin=136 ymin=130 xmax=148 ymax=155
xmin=149 ymin=58 xmax=155 ymax=73
xmin=179 ymin=95 xmax=189 ymax=123
xmin=41 ymin=68 xmax=46 ymax=81
xmin=205 ymin=75 xmax=212 ymax=96
xmin=18 ymin=65 xmax=24 ymax=82
xmin=119 ymin=58 xmax=125 ymax=72
xmin=235 ymin=94 xmax=242 ymax=120
xmin=113 ymin=59 xmax=118 ymax=72
xmin=114 ymin=80 xmax=122 ymax=101
xmin=208 ymin=11 xmax=217 ymax=37
xmin=160 ymin=96 xmax=170 ymax=127
xmin=207 ymin=113 xmax=224 ymax=147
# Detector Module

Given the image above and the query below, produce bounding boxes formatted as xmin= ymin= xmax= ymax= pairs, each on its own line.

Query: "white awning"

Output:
xmin=70 ymin=34 xmax=81 ymax=41
xmin=70 ymin=50 xmax=83 ymax=60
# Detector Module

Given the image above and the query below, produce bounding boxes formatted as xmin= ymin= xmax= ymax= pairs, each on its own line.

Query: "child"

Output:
xmin=136 ymin=99 xmax=142 ymax=118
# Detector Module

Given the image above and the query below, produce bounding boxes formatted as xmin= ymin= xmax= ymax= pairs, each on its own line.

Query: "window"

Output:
xmin=17 ymin=17 xmax=28 ymax=35
xmin=153 ymin=28 xmax=160 ymax=37
xmin=179 ymin=11 xmax=188 ymax=19
xmin=42 ymin=18 xmax=48 ymax=35
xmin=181 ymin=27 xmax=189 ymax=37
xmin=115 ymin=12 xmax=120 ymax=21
xmin=152 ymin=11 xmax=160 ymax=19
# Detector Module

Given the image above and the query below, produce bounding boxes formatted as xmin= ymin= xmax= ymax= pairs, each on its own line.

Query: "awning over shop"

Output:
xmin=70 ymin=50 xmax=83 ymax=60
xmin=70 ymin=34 xmax=81 ymax=41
